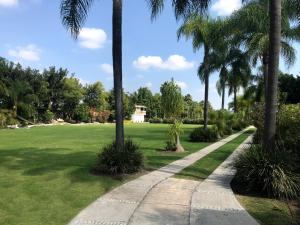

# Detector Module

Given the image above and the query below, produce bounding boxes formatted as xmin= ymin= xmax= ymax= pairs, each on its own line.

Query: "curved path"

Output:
xmin=69 ymin=129 xmax=258 ymax=225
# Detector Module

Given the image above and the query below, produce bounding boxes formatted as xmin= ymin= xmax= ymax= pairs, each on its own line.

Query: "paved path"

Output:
xmin=190 ymin=135 xmax=259 ymax=225
xmin=69 ymin=129 xmax=256 ymax=225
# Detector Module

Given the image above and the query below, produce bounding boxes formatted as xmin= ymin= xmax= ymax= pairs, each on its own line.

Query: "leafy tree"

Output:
xmin=62 ymin=77 xmax=84 ymax=120
xmin=279 ymin=73 xmax=300 ymax=104
xmin=84 ymin=82 xmax=106 ymax=110
xmin=60 ymin=0 xmax=125 ymax=150
xmin=160 ymin=79 xmax=184 ymax=152
xmin=43 ymin=67 xmax=68 ymax=118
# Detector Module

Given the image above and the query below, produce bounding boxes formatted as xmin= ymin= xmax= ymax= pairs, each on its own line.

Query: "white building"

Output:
xmin=131 ymin=105 xmax=147 ymax=123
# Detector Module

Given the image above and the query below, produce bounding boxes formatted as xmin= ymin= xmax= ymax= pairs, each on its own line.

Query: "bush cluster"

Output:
xmin=93 ymin=138 xmax=144 ymax=175
xmin=190 ymin=125 xmax=219 ymax=142
xmin=234 ymin=144 xmax=300 ymax=200
xmin=149 ymin=117 xmax=203 ymax=125
xmin=251 ymin=103 xmax=300 ymax=160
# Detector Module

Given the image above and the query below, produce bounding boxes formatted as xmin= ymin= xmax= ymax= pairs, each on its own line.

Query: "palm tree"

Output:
xmin=60 ymin=0 xmax=125 ymax=150
xmin=229 ymin=0 xmax=298 ymax=100
xmin=147 ymin=0 xmax=211 ymax=20
xmin=177 ymin=16 xmax=220 ymax=129
xmin=226 ymin=49 xmax=252 ymax=113
xmin=264 ymin=0 xmax=281 ymax=150
xmin=216 ymin=66 xmax=228 ymax=109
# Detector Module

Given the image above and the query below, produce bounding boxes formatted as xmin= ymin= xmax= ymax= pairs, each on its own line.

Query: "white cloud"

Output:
xmin=0 ymin=0 xmax=18 ymax=7
xmin=212 ymin=0 xmax=242 ymax=16
xmin=100 ymin=63 xmax=113 ymax=74
xmin=175 ymin=81 xmax=187 ymax=89
xmin=78 ymin=28 xmax=107 ymax=49
xmin=8 ymin=44 xmax=41 ymax=61
xmin=133 ymin=55 xmax=194 ymax=71
xmin=145 ymin=82 xmax=152 ymax=88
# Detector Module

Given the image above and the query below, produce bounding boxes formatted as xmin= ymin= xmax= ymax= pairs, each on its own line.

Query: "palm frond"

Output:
xmin=60 ymin=0 xmax=94 ymax=38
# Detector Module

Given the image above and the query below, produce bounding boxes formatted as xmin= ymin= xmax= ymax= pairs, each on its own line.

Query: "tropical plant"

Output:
xmin=60 ymin=0 xmax=125 ymax=150
xmin=178 ymin=16 xmax=221 ymax=129
xmin=235 ymin=143 xmax=300 ymax=200
xmin=160 ymin=79 xmax=184 ymax=152
xmin=226 ymin=49 xmax=252 ymax=113
xmin=93 ymin=138 xmax=144 ymax=175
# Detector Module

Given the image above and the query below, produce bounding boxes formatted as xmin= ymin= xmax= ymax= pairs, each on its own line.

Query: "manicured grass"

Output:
xmin=0 ymin=123 xmax=209 ymax=225
xmin=175 ymin=130 xmax=253 ymax=180
xmin=235 ymin=195 xmax=296 ymax=225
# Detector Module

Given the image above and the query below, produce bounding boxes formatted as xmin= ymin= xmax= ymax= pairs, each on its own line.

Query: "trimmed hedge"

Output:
xmin=190 ymin=126 xmax=219 ymax=142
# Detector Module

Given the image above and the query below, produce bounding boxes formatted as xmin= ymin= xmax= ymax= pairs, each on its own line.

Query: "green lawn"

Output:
xmin=175 ymin=131 xmax=253 ymax=180
xmin=236 ymin=195 xmax=296 ymax=225
xmin=0 ymin=123 xmax=209 ymax=225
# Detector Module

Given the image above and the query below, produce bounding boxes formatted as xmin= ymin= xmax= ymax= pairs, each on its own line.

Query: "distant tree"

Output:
xmin=84 ymin=82 xmax=106 ymax=110
xmin=43 ymin=67 xmax=68 ymax=118
xmin=178 ymin=16 xmax=222 ymax=129
xmin=62 ymin=77 xmax=84 ymax=120
xmin=279 ymin=73 xmax=300 ymax=104
xmin=160 ymin=79 xmax=184 ymax=152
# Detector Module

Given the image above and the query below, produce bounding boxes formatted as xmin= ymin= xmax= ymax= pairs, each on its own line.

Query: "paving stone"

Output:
xmin=68 ymin=128 xmax=253 ymax=225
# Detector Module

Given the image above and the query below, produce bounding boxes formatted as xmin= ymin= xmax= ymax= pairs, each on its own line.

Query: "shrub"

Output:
xmin=182 ymin=118 xmax=203 ymax=124
xmin=97 ymin=110 xmax=111 ymax=123
xmin=234 ymin=144 xmax=300 ymax=200
xmin=149 ymin=117 xmax=163 ymax=123
xmin=165 ymin=140 xmax=176 ymax=151
xmin=0 ymin=113 xmax=6 ymax=128
xmin=43 ymin=110 xmax=54 ymax=123
xmin=93 ymin=138 xmax=144 ymax=175
xmin=190 ymin=125 xmax=219 ymax=142
xmin=162 ymin=118 xmax=174 ymax=124
xmin=74 ymin=104 xmax=89 ymax=122
xmin=277 ymin=104 xmax=300 ymax=159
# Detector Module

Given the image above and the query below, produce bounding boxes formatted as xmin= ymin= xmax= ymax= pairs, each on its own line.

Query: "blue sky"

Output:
xmin=0 ymin=0 xmax=299 ymax=109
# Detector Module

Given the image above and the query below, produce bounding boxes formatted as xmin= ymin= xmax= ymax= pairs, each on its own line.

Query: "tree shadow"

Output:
xmin=0 ymin=147 xmax=123 ymax=184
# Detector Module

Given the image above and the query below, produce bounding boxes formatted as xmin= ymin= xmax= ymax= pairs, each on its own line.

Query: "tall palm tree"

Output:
xmin=229 ymin=0 xmax=298 ymax=100
xmin=264 ymin=0 xmax=281 ymax=150
xmin=60 ymin=0 xmax=125 ymax=150
xmin=178 ymin=16 xmax=220 ymax=129
xmin=226 ymin=49 xmax=252 ymax=113
xmin=216 ymin=66 xmax=228 ymax=109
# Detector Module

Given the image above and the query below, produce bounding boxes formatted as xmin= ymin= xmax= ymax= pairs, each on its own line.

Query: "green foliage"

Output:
xmin=190 ymin=125 xmax=219 ymax=142
xmin=235 ymin=144 xmax=300 ymax=200
xmin=166 ymin=121 xmax=183 ymax=148
xmin=279 ymin=73 xmax=300 ymax=104
xmin=0 ymin=113 xmax=6 ymax=128
xmin=74 ymin=104 xmax=89 ymax=122
xmin=278 ymin=104 xmax=300 ymax=159
xmin=94 ymin=138 xmax=144 ymax=175
xmin=160 ymin=79 xmax=184 ymax=119
xmin=43 ymin=110 xmax=54 ymax=123
xmin=149 ymin=117 xmax=163 ymax=123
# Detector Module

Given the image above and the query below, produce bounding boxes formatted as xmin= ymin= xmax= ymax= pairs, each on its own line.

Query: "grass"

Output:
xmin=175 ymin=130 xmax=253 ymax=180
xmin=235 ymin=195 xmax=296 ymax=225
xmin=0 ymin=123 xmax=210 ymax=225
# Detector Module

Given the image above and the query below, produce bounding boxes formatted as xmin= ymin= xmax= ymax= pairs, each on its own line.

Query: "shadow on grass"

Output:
xmin=0 ymin=148 xmax=123 ymax=184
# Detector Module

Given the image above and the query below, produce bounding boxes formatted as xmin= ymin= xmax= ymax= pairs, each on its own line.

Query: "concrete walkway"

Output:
xmin=190 ymin=135 xmax=259 ymax=225
xmin=69 ymin=129 xmax=256 ymax=225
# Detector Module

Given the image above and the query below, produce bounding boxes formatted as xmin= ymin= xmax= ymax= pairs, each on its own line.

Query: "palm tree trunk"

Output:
xmin=113 ymin=0 xmax=124 ymax=151
xmin=234 ymin=86 xmax=237 ymax=113
xmin=262 ymin=52 xmax=269 ymax=101
xmin=221 ymin=85 xmax=225 ymax=110
xmin=264 ymin=0 xmax=281 ymax=150
xmin=203 ymin=45 xmax=209 ymax=130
